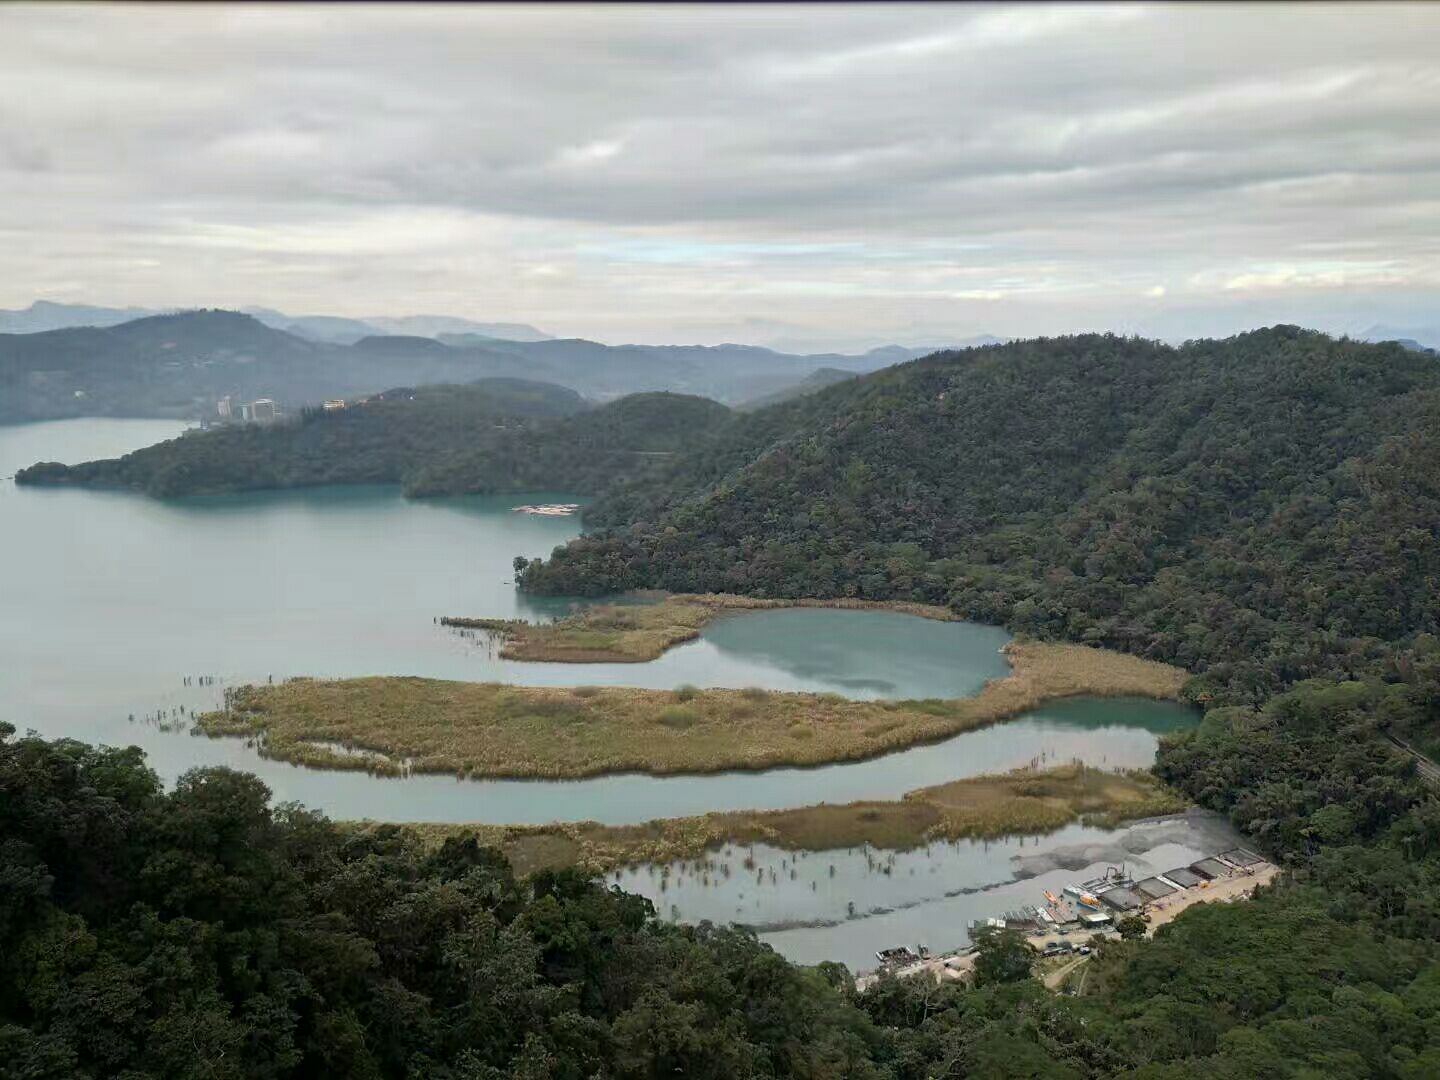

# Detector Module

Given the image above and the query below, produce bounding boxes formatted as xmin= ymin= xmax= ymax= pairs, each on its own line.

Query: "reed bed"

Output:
xmin=383 ymin=765 xmax=1187 ymax=876
xmin=195 ymin=640 xmax=1186 ymax=780
xmin=440 ymin=592 xmax=960 ymax=663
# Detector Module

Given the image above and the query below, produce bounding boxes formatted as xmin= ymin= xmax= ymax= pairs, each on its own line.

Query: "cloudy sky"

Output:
xmin=2 ymin=3 xmax=1437 ymax=349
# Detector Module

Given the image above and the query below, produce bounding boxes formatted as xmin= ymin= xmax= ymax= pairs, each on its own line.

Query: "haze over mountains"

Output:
xmin=1360 ymin=325 xmax=1440 ymax=353
xmin=0 ymin=299 xmax=555 ymax=345
xmin=0 ymin=304 xmax=975 ymax=424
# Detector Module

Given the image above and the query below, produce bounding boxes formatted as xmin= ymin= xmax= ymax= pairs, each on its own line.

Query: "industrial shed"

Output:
xmin=1190 ymin=858 xmax=1232 ymax=880
xmin=1135 ymin=876 xmax=1177 ymax=900
xmin=1098 ymin=886 xmax=1145 ymax=911
xmin=1163 ymin=867 xmax=1204 ymax=888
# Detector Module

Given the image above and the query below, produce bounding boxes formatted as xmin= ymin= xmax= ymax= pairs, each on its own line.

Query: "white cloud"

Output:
xmin=1220 ymin=261 xmax=1409 ymax=292
xmin=557 ymin=138 xmax=626 ymax=166
xmin=0 ymin=3 xmax=1436 ymax=344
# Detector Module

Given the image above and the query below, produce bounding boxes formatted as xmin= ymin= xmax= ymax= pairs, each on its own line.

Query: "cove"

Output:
xmin=2 ymin=420 xmax=1195 ymax=828
xmin=616 ymin=810 xmax=1246 ymax=969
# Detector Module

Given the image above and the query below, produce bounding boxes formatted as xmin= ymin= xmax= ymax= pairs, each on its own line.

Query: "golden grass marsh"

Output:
xmin=378 ymin=764 xmax=1187 ymax=876
xmin=441 ymin=592 xmax=959 ymax=662
xmin=195 ymin=639 xmax=1186 ymax=780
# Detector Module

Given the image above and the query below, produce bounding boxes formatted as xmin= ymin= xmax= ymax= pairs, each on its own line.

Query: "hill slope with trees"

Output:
xmin=519 ymin=328 xmax=1440 ymax=705
xmin=5 ymin=705 xmax=1440 ymax=1078
xmin=16 ymin=386 xmax=730 ymax=499
xmin=9 ymin=326 xmax=1440 ymax=1075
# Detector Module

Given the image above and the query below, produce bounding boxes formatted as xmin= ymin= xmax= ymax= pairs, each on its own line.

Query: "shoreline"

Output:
xmin=440 ymin=593 xmax=961 ymax=663
xmin=354 ymin=763 xmax=1189 ymax=877
xmin=194 ymin=639 xmax=1189 ymax=781
xmin=853 ymin=859 xmax=1280 ymax=992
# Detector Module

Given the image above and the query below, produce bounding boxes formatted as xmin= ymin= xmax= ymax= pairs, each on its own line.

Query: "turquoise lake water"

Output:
xmin=1 ymin=419 xmax=1196 ymax=828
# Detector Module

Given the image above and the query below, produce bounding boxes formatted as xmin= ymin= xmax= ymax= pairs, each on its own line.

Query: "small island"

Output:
xmin=383 ymin=763 xmax=1188 ymax=877
xmin=194 ymin=638 xmax=1187 ymax=780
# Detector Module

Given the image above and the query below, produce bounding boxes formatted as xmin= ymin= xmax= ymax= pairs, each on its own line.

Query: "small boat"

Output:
xmin=875 ymin=946 xmax=921 ymax=967
xmin=1044 ymin=890 xmax=1061 ymax=905
xmin=1064 ymin=884 xmax=1102 ymax=908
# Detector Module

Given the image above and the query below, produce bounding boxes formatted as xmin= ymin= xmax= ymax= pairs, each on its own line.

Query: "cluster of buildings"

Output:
xmin=216 ymin=396 xmax=278 ymax=424
xmin=966 ymin=847 xmax=1268 ymax=940
xmin=864 ymin=846 xmax=1272 ymax=982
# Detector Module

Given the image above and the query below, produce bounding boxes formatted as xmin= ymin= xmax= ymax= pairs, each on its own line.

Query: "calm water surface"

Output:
xmin=619 ymin=810 xmax=1245 ymax=969
xmin=2 ymin=420 xmax=1196 ymax=829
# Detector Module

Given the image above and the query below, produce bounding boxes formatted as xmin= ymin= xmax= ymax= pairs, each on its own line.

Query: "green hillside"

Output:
xmin=8 ymin=327 xmax=1440 ymax=1077
xmin=518 ymin=328 xmax=1440 ymax=703
xmin=16 ymin=386 xmax=730 ymax=499
xmin=6 ymin=702 xmax=1440 ymax=1078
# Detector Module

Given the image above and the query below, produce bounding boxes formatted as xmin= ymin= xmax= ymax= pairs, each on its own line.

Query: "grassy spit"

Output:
xmin=359 ymin=764 xmax=1187 ymax=877
xmin=195 ymin=640 xmax=1187 ymax=780
xmin=440 ymin=592 xmax=959 ymax=662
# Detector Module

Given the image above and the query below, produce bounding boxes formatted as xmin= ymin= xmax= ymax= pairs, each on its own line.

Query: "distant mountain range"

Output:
xmin=0 ymin=300 xmax=159 ymax=334
xmin=239 ymin=307 xmax=555 ymax=345
xmin=0 ymin=308 xmax=991 ymax=423
xmin=0 ymin=301 xmax=556 ymax=345
xmin=737 ymin=366 xmax=858 ymax=410
xmin=768 ymin=333 xmax=1008 ymax=357
xmin=1360 ymin=324 xmax=1439 ymax=353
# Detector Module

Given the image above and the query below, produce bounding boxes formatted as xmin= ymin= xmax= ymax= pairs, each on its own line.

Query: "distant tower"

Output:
xmin=217 ymin=396 xmax=232 ymax=419
xmin=252 ymin=398 xmax=276 ymax=422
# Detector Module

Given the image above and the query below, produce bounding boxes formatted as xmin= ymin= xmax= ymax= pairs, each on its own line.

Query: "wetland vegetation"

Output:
xmin=12 ymin=332 xmax=1440 ymax=1077
xmin=442 ymin=593 xmax=960 ymax=662
xmin=389 ymin=763 xmax=1187 ymax=877
xmin=195 ymin=639 xmax=1186 ymax=779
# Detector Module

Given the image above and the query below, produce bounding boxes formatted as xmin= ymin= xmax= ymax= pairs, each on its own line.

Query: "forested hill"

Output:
xmin=520 ymin=328 xmax=1440 ymax=703
xmin=7 ymin=681 xmax=1440 ymax=1077
xmin=16 ymin=384 xmax=731 ymax=499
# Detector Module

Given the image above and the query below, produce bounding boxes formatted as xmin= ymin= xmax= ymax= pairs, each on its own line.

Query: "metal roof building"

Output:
xmin=1135 ymin=876 xmax=1178 ymax=900
xmin=1098 ymin=886 xmax=1145 ymax=911
xmin=1163 ymin=867 xmax=1204 ymax=888
xmin=1190 ymin=858 xmax=1232 ymax=880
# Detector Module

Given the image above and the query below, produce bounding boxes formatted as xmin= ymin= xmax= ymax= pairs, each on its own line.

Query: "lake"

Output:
xmin=619 ymin=809 xmax=1246 ymax=969
xmin=2 ymin=419 xmax=1196 ymax=828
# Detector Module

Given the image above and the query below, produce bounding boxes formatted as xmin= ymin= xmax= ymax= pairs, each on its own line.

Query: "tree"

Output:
xmin=1116 ymin=915 xmax=1148 ymax=940
xmin=971 ymin=929 xmax=1036 ymax=986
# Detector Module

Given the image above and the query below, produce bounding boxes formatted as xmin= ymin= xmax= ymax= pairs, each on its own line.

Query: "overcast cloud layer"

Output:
xmin=2 ymin=3 xmax=1437 ymax=348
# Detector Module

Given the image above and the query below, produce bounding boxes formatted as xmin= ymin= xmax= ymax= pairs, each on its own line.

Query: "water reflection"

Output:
xmin=2 ymin=420 xmax=1195 ymax=832
xmin=613 ymin=811 xmax=1244 ymax=969
xmin=700 ymin=609 xmax=1012 ymax=699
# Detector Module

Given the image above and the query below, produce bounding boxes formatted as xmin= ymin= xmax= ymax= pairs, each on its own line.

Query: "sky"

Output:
xmin=1 ymin=2 xmax=1437 ymax=350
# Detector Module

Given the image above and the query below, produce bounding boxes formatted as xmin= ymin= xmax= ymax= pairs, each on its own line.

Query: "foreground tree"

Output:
xmin=972 ymin=930 xmax=1036 ymax=987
